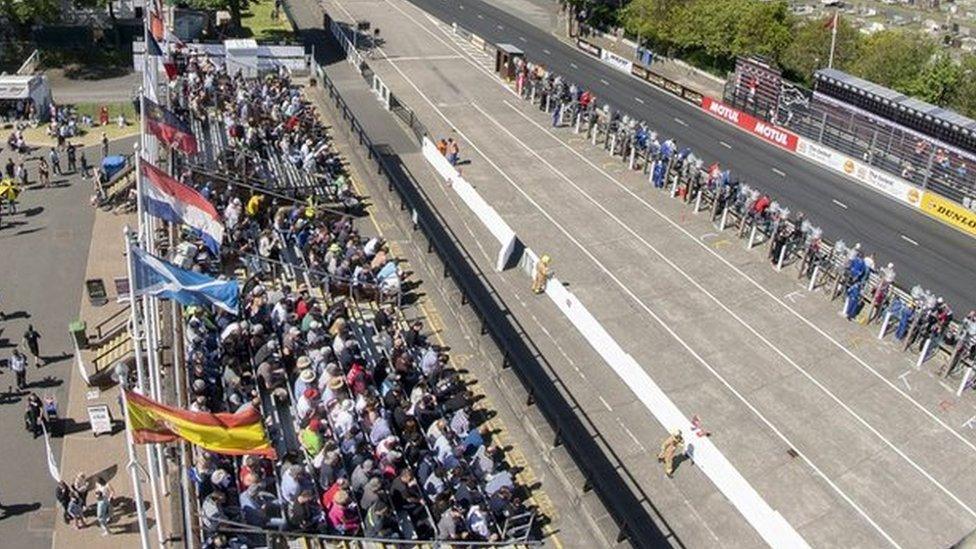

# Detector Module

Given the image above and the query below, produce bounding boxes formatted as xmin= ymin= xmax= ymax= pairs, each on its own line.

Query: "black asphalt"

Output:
xmin=404 ymin=0 xmax=976 ymax=312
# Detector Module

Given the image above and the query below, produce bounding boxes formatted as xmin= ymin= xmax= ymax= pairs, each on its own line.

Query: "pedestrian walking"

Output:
xmin=94 ymin=477 xmax=114 ymax=535
xmin=67 ymin=143 xmax=77 ymax=173
xmin=101 ymin=132 xmax=109 ymax=159
xmin=56 ymin=480 xmax=72 ymax=524
xmin=4 ymin=158 xmax=14 ymax=179
xmin=49 ymin=148 xmax=61 ymax=175
xmin=22 ymin=324 xmax=42 ymax=367
xmin=10 ymin=348 xmax=27 ymax=390
xmin=657 ymin=429 xmax=684 ymax=477
xmin=531 ymin=255 xmax=551 ymax=294
xmin=38 ymin=158 xmax=50 ymax=187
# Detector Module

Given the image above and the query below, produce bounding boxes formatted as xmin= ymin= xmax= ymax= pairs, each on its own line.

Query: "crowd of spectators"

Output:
xmin=157 ymin=61 xmax=535 ymax=546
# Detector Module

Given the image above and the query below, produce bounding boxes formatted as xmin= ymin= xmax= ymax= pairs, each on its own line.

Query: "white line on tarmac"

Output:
xmin=473 ymin=103 xmax=897 ymax=546
xmin=901 ymin=234 xmax=919 ymax=246
xmin=674 ymin=117 xmax=688 ymax=126
xmin=570 ymin=62 xmax=578 ymax=69
xmin=771 ymin=167 xmax=786 ymax=177
xmin=600 ymin=78 xmax=610 ymax=86
xmin=634 ymin=97 xmax=645 ymax=104
xmin=477 ymin=14 xmax=483 ymax=19
xmin=496 ymin=100 xmax=976 ymax=460
xmin=389 ymin=55 xmax=464 ymax=61
xmin=341 ymin=2 xmax=900 ymax=542
xmin=598 ymin=396 xmax=613 ymax=412
xmin=497 ymin=24 xmax=504 ymax=30
xmin=832 ymin=199 xmax=848 ymax=209
xmin=543 ymin=49 xmax=551 ymax=55
xmin=518 ymin=36 xmax=526 ymax=42
xmin=621 ymin=422 xmax=645 ymax=450
xmin=719 ymin=140 xmax=732 ymax=149
xmin=898 ymin=371 xmax=912 ymax=391
xmin=496 ymin=100 xmax=976 ymax=535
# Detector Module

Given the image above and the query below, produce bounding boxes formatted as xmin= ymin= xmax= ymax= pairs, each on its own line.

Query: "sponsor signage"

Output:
xmin=682 ymin=88 xmax=704 ymax=106
xmin=795 ymin=138 xmax=922 ymax=208
xmin=631 ymin=64 xmax=647 ymax=80
xmin=663 ymin=79 xmax=683 ymax=97
xmin=600 ymin=49 xmax=633 ymax=74
xmin=700 ymin=97 xmax=798 ymax=152
xmin=576 ymin=38 xmax=601 ymax=57
xmin=920 ymin=191 xmax=976 ymax=236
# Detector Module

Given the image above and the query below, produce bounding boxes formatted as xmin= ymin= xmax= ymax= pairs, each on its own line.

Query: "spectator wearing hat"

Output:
xmin=296 ymin=386 xmax=319 ymax=420
xmin=293 ymin=364 xmax=317 ymax=402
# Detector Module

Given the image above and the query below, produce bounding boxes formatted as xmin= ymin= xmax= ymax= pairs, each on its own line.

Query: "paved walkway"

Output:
xmin=312 ymin=0 xmax=976 ymax=546
xmin=0 ymin=135 xmax=136 ymax=548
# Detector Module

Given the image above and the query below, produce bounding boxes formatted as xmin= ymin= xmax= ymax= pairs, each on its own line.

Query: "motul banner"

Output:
xmin=700 ymin=97 xmax=798 ymax=152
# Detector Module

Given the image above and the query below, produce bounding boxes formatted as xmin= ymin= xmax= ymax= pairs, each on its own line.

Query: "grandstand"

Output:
xmin=167 ymin=56 xmax=539 ymax=547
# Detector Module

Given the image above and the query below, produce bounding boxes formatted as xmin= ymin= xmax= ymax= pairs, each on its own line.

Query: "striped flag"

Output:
xmin=125 ymin=390 xmax=275 ymax=458
xmin=140 ymin=159 xmax=222 ymax=251
xmin=143 ymin=97 xmax=198 ymax=155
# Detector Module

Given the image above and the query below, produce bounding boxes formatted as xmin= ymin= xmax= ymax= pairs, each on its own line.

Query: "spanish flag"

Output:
xmin=125 ymin=390 xmax=275 ymax=458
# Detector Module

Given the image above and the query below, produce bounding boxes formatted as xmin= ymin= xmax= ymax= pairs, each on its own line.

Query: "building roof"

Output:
xmin=814 ymin=67 xmax=976 ymax=132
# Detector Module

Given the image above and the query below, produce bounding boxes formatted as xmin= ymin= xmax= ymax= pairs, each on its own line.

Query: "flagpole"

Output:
xmin=828 ymin=10 xmax=838 ymax=69
xmin=123 ymin=226 xmax=152 ymax=549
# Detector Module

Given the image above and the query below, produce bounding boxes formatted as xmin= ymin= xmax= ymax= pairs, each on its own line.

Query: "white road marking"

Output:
xmin=599 ymin=78 xmax=610 ymax=86
xmin=719 ymin=140 xmax=732 ymax=149
xmin=502 ymin=100 xmax=976 ymax=465
xmin=459 ymin=3 xmax=464 ymax=8
xmin=336 ymin=2 xmax=924 ymax=542
xmin=477 ymin=14 xmax=483 ymax=19
xmin=674 ymin=117 xmax=688 ymax=126
xmin=518 ymin=36 xmax=526 ymax=42
xmin=570 ymin=62 xmax=578 ymax=69
xmin=963 ymin=415 xmax=976 ymax=429
xmin=832 ymin=199 xmax=848 ymax=209
xmin=898 ymin=371 xmax=912 ymax=391
xmin=389 ymin=54 xmax=464 ymax=61
xmin=634 ymin=97 xmax=645 ymax=104
xmin=901 ymin=234 xmax=919 ymax=246
xmin=479 ymin=103 xmax=898 ymax=545
xmin=497 ymin=24 xmax=504 ymax=30
xmin=498 ymin=100 xmax=976 ymax=532
xmin=771 ymin=167 xmax=786 ymax=177
xmin=621 ymin=423 xmax=646 ymax=450
xmin=543 ymin=49 xmax=551 ymax=55
xmin=598 ymin=396 xmax=613 ymax=412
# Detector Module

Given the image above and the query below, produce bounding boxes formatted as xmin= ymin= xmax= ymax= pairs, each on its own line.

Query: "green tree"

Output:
xmin=620 ymin=0 xmax=688 ymax=48
xmin=780 ymin=14 xmax=862 ymax=83
xmin=186 ymin=0 xmax=243 ymax=30
xmin=730 ymin=0 xmax=793 ymax=60
xmin=904 ymin=52 xmax=961 ymax=107
xmin=0 ymin=0 xmax=61 ymax=27
xmin=849 ymin=29 xmax=937 ymax=91
xmin=949 ymin=55 xmax=976 ymax=119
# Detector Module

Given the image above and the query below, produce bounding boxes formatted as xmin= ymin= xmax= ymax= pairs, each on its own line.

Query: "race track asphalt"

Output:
xmin=404 ymin=0 xmax=976 ymax=312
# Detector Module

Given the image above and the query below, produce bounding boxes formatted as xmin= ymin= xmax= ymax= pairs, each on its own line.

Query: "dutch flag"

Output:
xmin=140 ymin=160 xmax=224 ymax=253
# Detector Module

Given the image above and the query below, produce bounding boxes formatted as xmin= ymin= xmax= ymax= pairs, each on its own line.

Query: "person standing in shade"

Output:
xmin=56 ymin=480 xmax=72 ymax=524
xmin=79 ymin=152 xmax=91 ymax=179
xmin=657 ymin=428 xmax=684 ymax=477
xmin=22 ymin=324 xmax=42 ymax=367
xmin=101 ymin=132 xmax=109 ymax=159
xmin=10 ymin=348 xmax=27 ymax=390
xmin=532 ymin=255 xmax=551 ymax=294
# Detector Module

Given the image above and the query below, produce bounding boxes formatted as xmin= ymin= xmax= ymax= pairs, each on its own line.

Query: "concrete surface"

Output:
xmin=308 ymin=0 xmax=976 ymax=546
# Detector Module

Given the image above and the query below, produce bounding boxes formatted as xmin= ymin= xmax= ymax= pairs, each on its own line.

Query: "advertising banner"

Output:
xmin=795 ymin=139 xmax=922 ymax=208
xmin=600 ymin=49 xmax=633 ymax=74
xmin=576 ymin=38 xmax=601 ymax=58
xmin=700 ymin=97 xmax=798 ymax=152
xmin=919 ymin=191 xmax=976 ymax=236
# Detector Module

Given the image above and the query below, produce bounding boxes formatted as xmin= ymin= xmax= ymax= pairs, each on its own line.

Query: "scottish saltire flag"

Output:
xmin=144 ymin=97 xmax=198 ymax=155
xmin=131 ymin=246 xmax=240 ymax=314
xmin=140 ymin=160 xmax=223 ymax=252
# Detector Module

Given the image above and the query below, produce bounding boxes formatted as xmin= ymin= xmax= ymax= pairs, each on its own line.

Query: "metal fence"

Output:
xmin=725 ymin=80 xmax=976 ymax=208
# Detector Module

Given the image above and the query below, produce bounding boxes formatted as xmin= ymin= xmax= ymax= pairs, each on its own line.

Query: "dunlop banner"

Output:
xmin=920 ymin=192 xmax=976 ymax=236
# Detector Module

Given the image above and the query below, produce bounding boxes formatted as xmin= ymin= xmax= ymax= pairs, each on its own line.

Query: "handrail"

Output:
xmin=92 ymin=333 xmax=132 ymax=373
xmin=93 ymin=305 xmax=131 ymax=341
